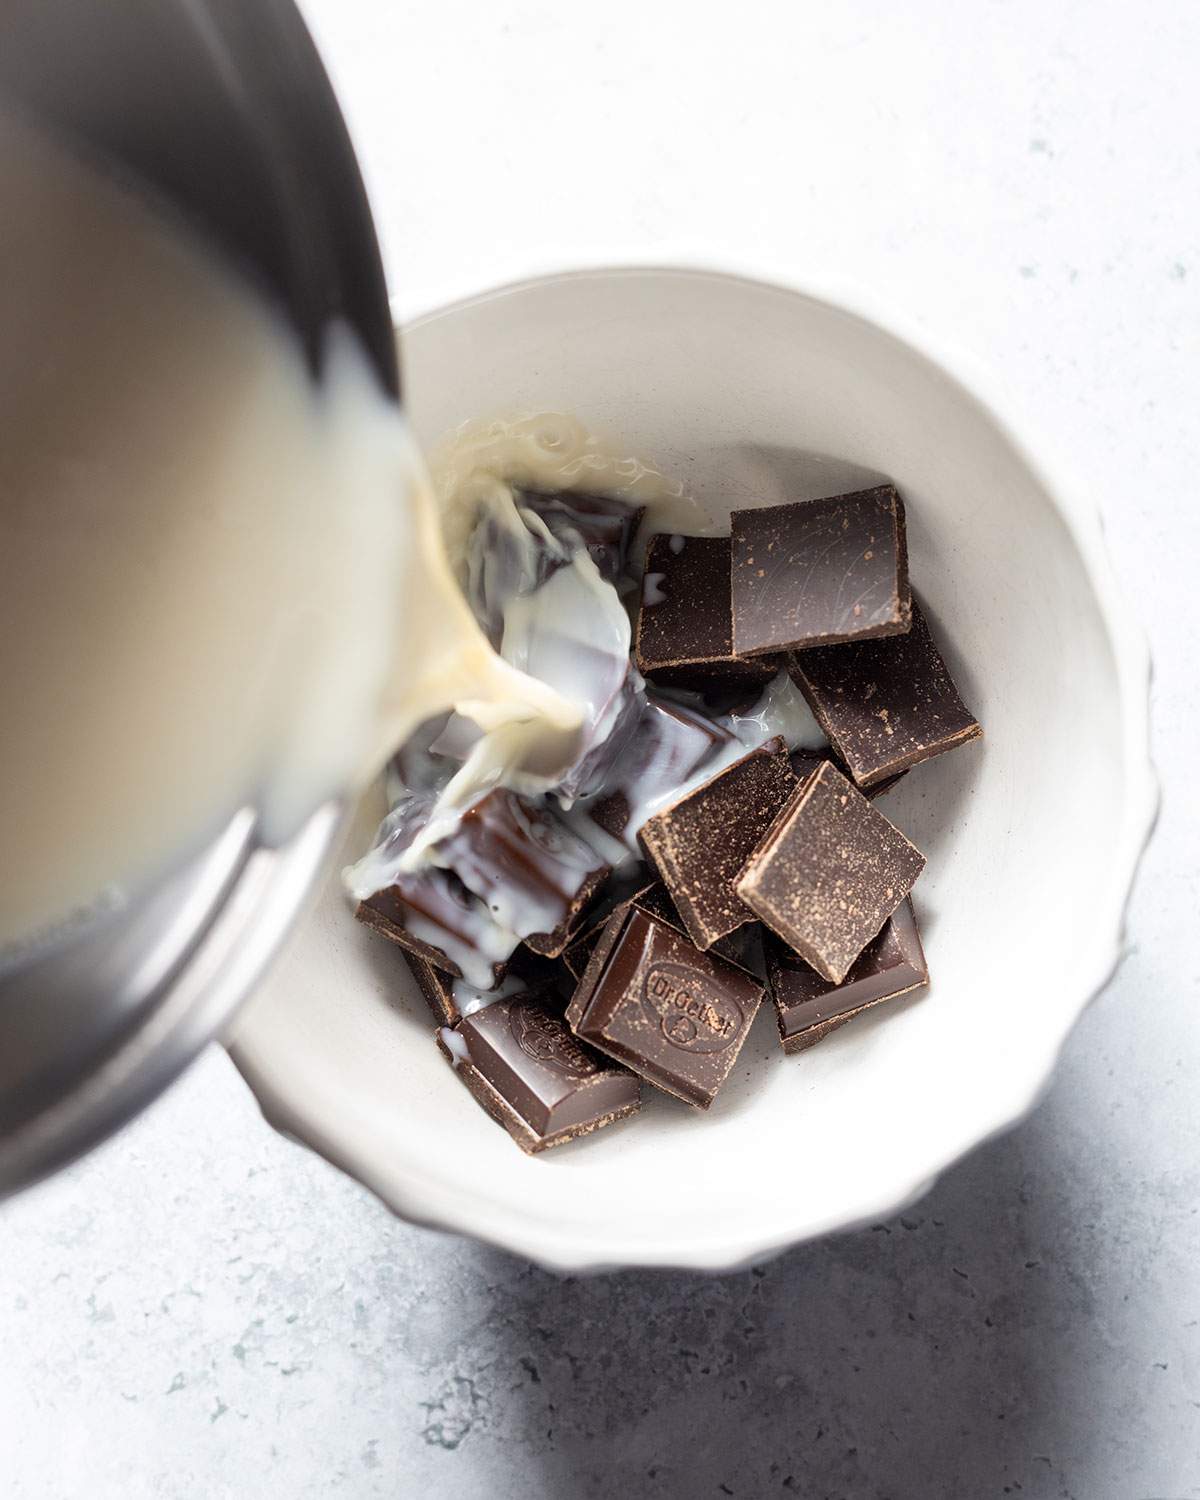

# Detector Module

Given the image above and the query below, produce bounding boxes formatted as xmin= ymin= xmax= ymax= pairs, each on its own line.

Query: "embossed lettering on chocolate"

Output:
xmin=566 ymin=905 xmax=764 ymax=1109
xmin=730 ymin=486 xmax=911 ymax=655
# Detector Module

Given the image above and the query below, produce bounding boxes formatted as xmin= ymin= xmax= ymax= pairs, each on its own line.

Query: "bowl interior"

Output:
xmin=231 ymin=269 xmax=1144 ymax=1270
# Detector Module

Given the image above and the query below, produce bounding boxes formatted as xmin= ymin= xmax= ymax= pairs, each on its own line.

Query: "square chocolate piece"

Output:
xmin=437 ymin=996 xmax=640 ymax=1153
xmin=638 ymin=737 xmax=798 ymax=950
xmin=789 ymin=597 xmax=982 ymax=788
xmin=566 ymin=905 xmax=764 ymax=1109
xmin=736 ymin=760 xmax=926 ymax=984
xmin=766 ymin=897 xmax=928 ymax=1053
xmin=635 ymin=534 xmax=779 ymax=690
xmin=730 ymin=486 xmax=911 ymax=656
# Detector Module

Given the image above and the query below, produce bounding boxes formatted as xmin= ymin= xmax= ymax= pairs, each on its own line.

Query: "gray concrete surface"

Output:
xmin=3 ymin=0 xmax=1199 ymax=1495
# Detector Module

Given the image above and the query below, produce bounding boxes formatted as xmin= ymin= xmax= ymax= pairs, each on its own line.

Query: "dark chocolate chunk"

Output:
xmin=635 ymin=533 xmax=779 ymax=689
xmin=400 ymin=947 xmax=463 ymax=1025
xmin=766 ymin=897 xmax=928 ymax=1052
xmin=788 ymin=747 xmax=907 ymax=801
xmin=787 ymin=749 xmax=829 ymax=785
xmin=638 ymin=736 xmax=798 ymax=949
xmin=519 ymin=489 xmax=645 ymax=584
xmin=435 ymin=789 xmax=609 ymax=957
xmin=565 ymin=905 xmax=764 ymax=1108
xmin=730 ymin=486 xmax=911 ymax=656
xmin=437 ymin=996 xmax=640 ymax=1153
xmin=736 ymin=759 xmax=926 ymax=984
xmin=587 ymin=694 xmax=735 ymax=842
xmin=789 ymin=597 xmax=982 ymax=788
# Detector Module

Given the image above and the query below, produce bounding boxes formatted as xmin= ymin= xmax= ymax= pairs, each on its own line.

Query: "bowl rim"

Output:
xmin=229 ymin=260 xmax=1158 ymax=1273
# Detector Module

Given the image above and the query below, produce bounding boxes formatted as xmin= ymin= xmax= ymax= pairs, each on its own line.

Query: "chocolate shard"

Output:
xmin=635 ymin=533 xmax=779 ymax=689
xmin=565 ymin=905 xmax=764 ymax=1109
xmin=399 ymin=947 xmax=565 ymax=1027
xmin=436 ymin=789 xmax=610 ymax=957
xmin=736 ymin=759 xmax=926 ymax=984
xmin=637 ymin=736 xmax=798 ymax=950
xmin=518 ymin=488 xmax=645 ymax=585
xmin=788 ymin=747 xmax=907 ymax=801
xmin=437 ymin=996 xmax=640 ymax=1153
xmin=766 ymin=897 xmax=928 ymax=1053
xmin=789 ymin=597 xmax=982 ymax=788
xmin=730 ymin=486 xmax=911 ymax=656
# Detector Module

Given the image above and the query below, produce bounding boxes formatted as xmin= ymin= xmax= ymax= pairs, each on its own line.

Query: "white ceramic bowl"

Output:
xmin=229 ymin=267 xmax=1155 ymax=1272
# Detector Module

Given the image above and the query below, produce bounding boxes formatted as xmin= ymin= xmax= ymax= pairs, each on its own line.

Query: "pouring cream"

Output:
xmin=0 ymin=110 xmax=599 ymax=957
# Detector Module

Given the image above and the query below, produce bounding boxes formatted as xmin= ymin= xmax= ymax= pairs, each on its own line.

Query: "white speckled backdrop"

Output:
xmin=2 ymin=1 xmax=1198 ymax=1495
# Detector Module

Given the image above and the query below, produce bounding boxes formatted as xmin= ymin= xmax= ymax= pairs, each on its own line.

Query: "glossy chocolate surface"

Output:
xmin=731 ymin=486 xmax=911 ymax=655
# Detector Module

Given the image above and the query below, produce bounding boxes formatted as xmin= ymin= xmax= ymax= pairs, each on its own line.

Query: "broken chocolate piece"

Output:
xmin=789 ymin=597 xmax=982 ymax=788
xmin=566 ymin=905 xmax=764 ymax=1109
xmin=766 ymin=897 xmax=928 ymax=1052
xmin=464 ymin=506 xmax=564 ymax=648
xmin=519 ymin=489 xmax=645 ymax=584
xmin=737 ymin=759 xmax=925 ymax=984
xmin=635 ymin=534 xmax=779 ymax=689
xmin=437 ymin=996 xmax=640 ymax=1153
xmin=730 ymin=486 xmax=911 ymax=656
xmin=638 ymin=736 xmax=797 ymax=950
xmin=435 ymin=789 xmax=610 ymax=957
